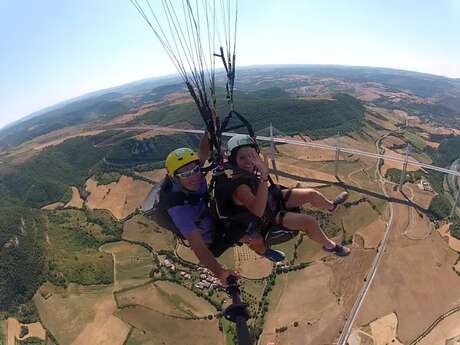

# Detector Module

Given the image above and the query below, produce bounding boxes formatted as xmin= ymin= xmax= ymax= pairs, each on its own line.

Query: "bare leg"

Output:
xmin=276 ymin=211 xmax=335 ymax=248
xmin=282 ymin=188 xmax=333 ymax=210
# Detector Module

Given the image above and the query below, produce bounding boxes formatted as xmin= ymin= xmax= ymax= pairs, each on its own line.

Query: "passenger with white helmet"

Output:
xmin=217 ymin=134 xmax=351 ymax=257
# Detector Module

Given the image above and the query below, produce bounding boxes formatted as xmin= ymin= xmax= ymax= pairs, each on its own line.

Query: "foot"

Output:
xmin=329 ymin=191 xmax=349 ymax=211
xmin=261 ymin=248 xmax=286 ymax=262
xmin=323 ymin=244 xmax=351 ymax=257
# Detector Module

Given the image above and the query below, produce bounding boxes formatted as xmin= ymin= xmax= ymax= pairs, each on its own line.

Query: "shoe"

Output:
xmin=261 ymin=248 xmax=286 ymax=262
xmin=329 ymin=191 xmax=349 ymax=211
xmin=323 ymin=244 xmax=351 ymax=257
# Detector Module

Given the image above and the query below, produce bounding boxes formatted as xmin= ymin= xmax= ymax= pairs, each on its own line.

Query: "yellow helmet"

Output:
xmin=165 ymin=148 xmax=199 ymax=176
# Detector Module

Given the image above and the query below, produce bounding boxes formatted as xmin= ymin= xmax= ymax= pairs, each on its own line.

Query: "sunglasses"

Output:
xmin=175 ymin=164 xmax=201 ymax=178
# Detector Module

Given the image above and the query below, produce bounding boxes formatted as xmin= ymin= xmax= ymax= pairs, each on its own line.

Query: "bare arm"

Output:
xmin=233 ymin=182 xmax=269 ymax=218
xmin=186 ymin=229 xmax=233 ymax=283
xmin=198 ymin=131 xmax=211 ymax=164
xmin=233 ymin=151 xmax=270 ymax=218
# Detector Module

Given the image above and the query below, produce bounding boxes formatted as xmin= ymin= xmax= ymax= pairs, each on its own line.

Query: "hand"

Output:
xmin=250 ymin=151 xmax=269 ymax=180
xmin=218 ymin=270 xmax=240 ymax=286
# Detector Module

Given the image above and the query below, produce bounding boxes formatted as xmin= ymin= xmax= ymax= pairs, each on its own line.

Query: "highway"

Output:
xmin=113 ymin=125 xmax=460 ymax=178
xmin=336 ymin=134 xmax=396 ymax=345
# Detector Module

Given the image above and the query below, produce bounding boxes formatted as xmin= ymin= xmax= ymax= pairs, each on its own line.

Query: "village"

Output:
xmin=158 ymin=256 xmax=222 ymax=293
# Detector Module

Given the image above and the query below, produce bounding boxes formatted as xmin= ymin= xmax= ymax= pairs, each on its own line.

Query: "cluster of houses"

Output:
xmin=180 ymin=271 xmax=192 ymax=279
xmin=194 ymin=267 xmax=220 ymax=290
xmin=160 ymin=258 xmax=219 ymax=290
xmin=162 ymin=258 xmax=176 ymax=271
xmin=417 ymin=177 xmax=433 ymax=192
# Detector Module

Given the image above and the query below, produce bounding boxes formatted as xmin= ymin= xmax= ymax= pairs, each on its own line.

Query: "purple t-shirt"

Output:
xmin=167 ymin=177 xmax=214 ymax=243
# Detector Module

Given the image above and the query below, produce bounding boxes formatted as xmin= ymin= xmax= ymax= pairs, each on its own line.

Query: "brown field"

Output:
xmin=41 ymin=201 xmax=64 ymax=210
xmin=424 ymin=140 xmax=440 ymax=149
xmin=123 ymin=215 xmax=176 ymax=252
xmin=100 ymin=241 xmax=153 ymax=292
xmin=260 ymin=262 xmax=347 ymax=345
xmin=408 ymin=183 xmax=436 ymax=209
xmin=380 ymin=148 xmax=421 ymax=176
xmin=233 ymin=244 xmax=273 ymax=279
xmin=277 ymin=143 xmax=338 ymax=162
xmin=115 ymin=306 xmax=223 ymax=345
xmin=294 ymin=238 xmax=328 ymax=263
xmin=404 ymin=207 xmax=433 ymax=240
xmin=137 ymin=168 xmax=167 ymax=183
xmin=416 ymin=123 xmax=459 ymax=136
xmin=274 ymin=159 xmax=338 ymax=187
xmin=368 ymin=313 xmax=403 ymax=345
xmin=348 ymin=329 xmax=374 ymax=345
xmin=328 ymin=246 xmax=376 ymax=322
xmin=381 ymin=135 xmax=406 ymax=149
xmin=34 ymin=285 xmax=130 ymax=345
xmin=339 ymin=201 xmax=382 ymax=237
xmin=366 ymin=113 xmax=398 ymax=131
xmin=356 ymin=220 xmax=460 ymax=343
xmin=6 ymin=318 xmax=46 ymax=345
xmin=276 ymin=134 xmax=376 ymax=165
xmin=320 ymin=134 xmax=378 ymax=157
xmin=176 ymin=243 xmax=200 ymax=264
xmin=65 ymin=186 xmax=84 ymax=208
xmin=356 ymin=218 xmax=386 ymax=249
xmin=417 ymin=310 xmax=460 ymax=345
xmin=439 ymin=223 xmax=460 ymax=252
xmin=115 ymin=281 xmax=216 ymax=318
xmin=85 ymin=175 xmax=152 ymax=220
xmin=107 ymin=104 xmax=158 ymax=126
xmin=33 ymin=130 xmax=104 ymax=151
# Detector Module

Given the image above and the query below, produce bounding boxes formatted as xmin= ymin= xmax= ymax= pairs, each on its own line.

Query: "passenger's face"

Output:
xmin=235 ymin=146 xmax=258 ymax=173
xmin=176 ymin=161 xmax=201 ymax=191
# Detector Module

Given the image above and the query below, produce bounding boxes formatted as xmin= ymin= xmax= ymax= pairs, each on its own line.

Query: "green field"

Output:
xmin=46 ymin=209 xmax=121 ymax=286
xmin=122 ymin=215 xmax=176 ymax=252
xmin=115 ymin=306 xmax=222 ymax=345
xmin=34 ymin=285 xmax=114 ymax=345
xmin=100 ymin=241 xmax=153 ymax=292
xmin=404 ymin=131 xmax=427 ymax=151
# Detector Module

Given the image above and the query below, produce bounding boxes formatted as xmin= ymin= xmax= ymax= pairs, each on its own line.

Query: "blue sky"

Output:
xmin=1 ymin=0 xmax=459 ymax=129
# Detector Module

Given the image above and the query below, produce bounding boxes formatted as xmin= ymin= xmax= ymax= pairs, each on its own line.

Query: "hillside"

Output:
xmin=136 ymin=89 xmax=365 ymax=138
xmin=1 ymin=65 xmax=460 ymax=345
xmin=2 ymin=65 xmax=460 ymax=150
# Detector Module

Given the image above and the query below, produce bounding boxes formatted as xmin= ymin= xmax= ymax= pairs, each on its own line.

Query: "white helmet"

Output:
xmin=226 ymin=134 xmax=257 ymax=156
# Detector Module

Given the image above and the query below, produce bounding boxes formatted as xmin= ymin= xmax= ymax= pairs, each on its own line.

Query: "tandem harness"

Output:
xmin=211 ymin=165 xmax=300 ymax=247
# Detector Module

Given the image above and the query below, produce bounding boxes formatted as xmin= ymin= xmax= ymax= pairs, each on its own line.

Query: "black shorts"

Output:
xmin=208 ymin=217 xmax=260 ymax=257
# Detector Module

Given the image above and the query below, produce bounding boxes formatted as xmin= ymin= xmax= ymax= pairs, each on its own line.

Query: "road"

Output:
xmin=447 ymin=159 xmax=460 ymax=194
xmin=336 ymin=134 xmax=397 ymax=345
xmin=111 ymin=124 xmax=460 ymax=178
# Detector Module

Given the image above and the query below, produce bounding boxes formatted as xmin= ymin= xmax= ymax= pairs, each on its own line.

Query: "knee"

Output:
xmin=309 ymin=189 xmax=322 ymax=200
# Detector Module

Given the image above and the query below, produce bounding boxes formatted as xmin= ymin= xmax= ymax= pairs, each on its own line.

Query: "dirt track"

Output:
xmin=65 ymin=186 xmax=84 ymax=208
